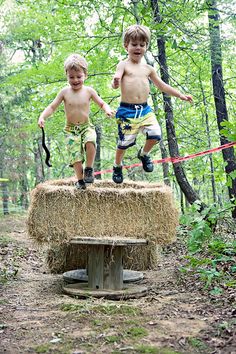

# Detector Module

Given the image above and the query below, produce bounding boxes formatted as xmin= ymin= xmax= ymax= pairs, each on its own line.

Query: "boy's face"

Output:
xmin=125 ymin=39 xmax=147 ymax=62
xmin=67 ymin=68 xmax=86 ymax=90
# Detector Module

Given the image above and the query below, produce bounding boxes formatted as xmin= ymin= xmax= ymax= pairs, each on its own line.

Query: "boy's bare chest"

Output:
xmin=64 ymin=90 xmax=90 ymax=107
xmin=125 ymin=65 xmax=150 ymax=80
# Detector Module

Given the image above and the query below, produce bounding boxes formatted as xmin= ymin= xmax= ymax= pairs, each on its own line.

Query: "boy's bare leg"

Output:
xmin=85 ymin=142 xmax=96 ymax=168
xmin=142 ymin=139 xmax=157 ymax=154
xmin=115 ymin=148 xmax=126 ymax=165
xmin=112 ymin=148 xmax=125 ymax=184
xmin=138 ymin=139 xmax=158 ymax=173
xmin=73 ymin=161 xmax=84 ymax=180
xmin=84 ymin=142 xmax=96 ymax=183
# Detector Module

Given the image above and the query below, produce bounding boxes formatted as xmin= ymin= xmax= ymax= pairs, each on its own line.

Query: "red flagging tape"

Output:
xmin=94 ymin=141 xmax=236 ymax=176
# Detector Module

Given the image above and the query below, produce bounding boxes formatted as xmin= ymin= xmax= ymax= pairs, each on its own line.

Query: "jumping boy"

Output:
xmin=111 ymin=24 xmax=193 ymax=183
xmin=38 ymin=53 xmax=113 ymax=189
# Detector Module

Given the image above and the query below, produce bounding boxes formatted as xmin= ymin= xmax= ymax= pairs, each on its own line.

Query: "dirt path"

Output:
xmin=0 ymin=215 xmax=235 ymax=354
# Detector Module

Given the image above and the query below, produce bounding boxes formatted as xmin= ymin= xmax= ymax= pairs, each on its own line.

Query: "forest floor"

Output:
xmin=0 ymin=214 xmax=235 ymax=354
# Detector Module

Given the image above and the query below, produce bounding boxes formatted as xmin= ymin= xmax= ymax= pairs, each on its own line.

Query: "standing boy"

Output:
xmin=38 ymin=53 xmax=113 ymax=189
xmin=112 ymin=24 xmax=193 ymax=183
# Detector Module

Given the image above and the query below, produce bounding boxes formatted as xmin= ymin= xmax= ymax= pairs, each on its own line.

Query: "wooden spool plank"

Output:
xmin=67 ymin=236 xmax=148 ymax=291
xmin=70 ymin=237 xmax=148 ymax=246
xmin=63 ymin=269 xmax=144 ymax=283
xmin=87 ymin=245 xmax=104 ymax=289
xmin=63 ymin=282 xmax=149 ymax=300
xmin=104 ymin=246 xmax=123 ymax=290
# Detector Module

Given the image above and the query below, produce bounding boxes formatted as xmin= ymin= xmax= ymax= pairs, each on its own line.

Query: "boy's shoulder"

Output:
xmin=59 ymin=86 xmax=71 ymax=94
xmin=117 ymin=59 xmax=128 ymax=67
xmin=83 ymin=85 xmax=97 ymax=93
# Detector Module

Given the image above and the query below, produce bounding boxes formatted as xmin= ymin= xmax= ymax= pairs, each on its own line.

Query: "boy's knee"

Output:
xmin=85 ymin=141 xmax=96 ymax=148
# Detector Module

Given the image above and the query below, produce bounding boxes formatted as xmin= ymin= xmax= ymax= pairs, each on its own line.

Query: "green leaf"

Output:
xmin=210 ymin=287 xmax=223 ymax=295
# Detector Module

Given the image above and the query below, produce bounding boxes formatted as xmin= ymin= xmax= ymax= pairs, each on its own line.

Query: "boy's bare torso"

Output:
xmin=121 ymin=60 xmax=152 ymax=104
xmin=62 ymin=86 xmax=91 ymax=125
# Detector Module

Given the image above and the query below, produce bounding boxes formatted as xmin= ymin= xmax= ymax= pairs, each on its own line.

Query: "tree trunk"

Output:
xmin=34 ymin=137 xmax=45 ymax=185
xmin=150 ymin=87 xmax=171 ymax=186
xmin=207 ymin=0 xmax=236 ymax=217
xmin=19 ymin=172 xmax=29 ymax=210
xmin=95 ymin=125 xmax=102 ymax=179
xmin=199 ymin=72 xmax=217 ymax=203
xmin=1 ymin=181 xmax=9 ymax=215
xmin=151 ymin=0 xmax=204 ymax=207
xmin=19 ymin=143 xmax=29 ymax=210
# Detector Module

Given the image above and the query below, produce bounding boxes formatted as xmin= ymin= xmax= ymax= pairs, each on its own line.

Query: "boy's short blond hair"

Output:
xmin=64 ymin=54 xmax=88 ymax=75
xmin=123 ymin=25 xmax=151 ymax=48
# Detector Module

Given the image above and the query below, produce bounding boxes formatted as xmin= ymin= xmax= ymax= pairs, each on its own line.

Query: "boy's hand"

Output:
xmin=105 ymin=108 xmax=115 ymax=118
xmin=179 ymin=94 xmax=193 ymax=103
xmin=101 ymin=103 xmax=114 ymax=117
xmin=38 ymin=117 xmax=45 ymax=128
xmin=112 ymin=77 xmax=120 ymax=89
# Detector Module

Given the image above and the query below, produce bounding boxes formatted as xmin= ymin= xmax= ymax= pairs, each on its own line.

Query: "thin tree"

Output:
xmin=151 ymin=0 xmax=205 ymax=207
xmin=207 ymin=0 xmax=236 ymax=218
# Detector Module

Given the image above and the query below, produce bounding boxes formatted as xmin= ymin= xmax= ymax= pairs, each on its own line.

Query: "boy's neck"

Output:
xmin=128 ymin=56 xmax=142 ymax=64
xmin=70 ymin=84 xmax=84 ymax=92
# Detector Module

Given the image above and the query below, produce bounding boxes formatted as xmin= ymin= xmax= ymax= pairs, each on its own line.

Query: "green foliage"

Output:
xmin=187 ymin=337 xmax=208 ymax=350
xmin=0 ymin=235 xmax=11 ymax=246
xmin=61 ymin=302 xmax=140 ymax=316
xmin=125 ymin=326 xmax=148 ymax=338
xmin=179 ymin=201 xmax=217 ymax=253
xmin=220 ymin=121 xmax=236 ymax=142
xmin=179 ymin=200 xmax=236 ymax=292
xmin=180 ymin=236 xmax=236 ymax=291
xmin=0 ymin=0 xmax=236 ymax=216
xmin=134 ymin=346 xmax=181 ymax=354
xmin=105 ymin=335 xmax=121 ymax=343
xmin=34 ymin=344 xmax=51 ymax=353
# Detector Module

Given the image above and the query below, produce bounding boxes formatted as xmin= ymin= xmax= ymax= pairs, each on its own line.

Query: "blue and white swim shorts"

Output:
xmin=115 ymin=102 xmax=162 ymax=149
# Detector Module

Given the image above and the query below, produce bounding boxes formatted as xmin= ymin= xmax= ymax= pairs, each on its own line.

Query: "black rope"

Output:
xmin=41 ymin=127 xmax=52 ymax=167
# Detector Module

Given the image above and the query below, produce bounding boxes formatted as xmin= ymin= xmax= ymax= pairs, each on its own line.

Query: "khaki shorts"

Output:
xmin=64 ymin=122 xmax=96 ymax=166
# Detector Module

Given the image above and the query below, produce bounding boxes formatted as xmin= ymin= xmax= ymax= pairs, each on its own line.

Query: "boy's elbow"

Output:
xmin=49 ymin=104 xmax=57 ymax=113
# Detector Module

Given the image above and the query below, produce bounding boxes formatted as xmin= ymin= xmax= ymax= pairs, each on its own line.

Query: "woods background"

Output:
xmin=0 ymin=0 xmax=236 ymax=216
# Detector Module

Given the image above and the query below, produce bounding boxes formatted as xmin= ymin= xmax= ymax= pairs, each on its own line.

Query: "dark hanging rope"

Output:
xmin=41 ymin=127 xmax=52 ymax=167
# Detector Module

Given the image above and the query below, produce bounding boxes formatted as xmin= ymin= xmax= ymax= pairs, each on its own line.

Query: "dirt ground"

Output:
xmin=0 ymin=214 xmax=235 ymax=354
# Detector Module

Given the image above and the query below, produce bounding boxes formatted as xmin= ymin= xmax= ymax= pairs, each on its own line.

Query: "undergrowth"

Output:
xmin=178 ymin=201 xmax=236 ymax=294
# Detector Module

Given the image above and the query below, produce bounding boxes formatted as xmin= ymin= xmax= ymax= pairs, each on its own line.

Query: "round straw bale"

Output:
xmin=27 ymin=178 xmax=179 ymax=271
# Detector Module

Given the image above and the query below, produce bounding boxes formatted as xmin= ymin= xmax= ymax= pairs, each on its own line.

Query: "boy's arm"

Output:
xmin=38 ymin=90 xmax=64 ymax=128
xmin=149 ymin=67 xmax=193 ymax=102
xmin=112 ymin=61 xmax=125 ymax=89
xmin=90 ymin=88 xmax=114 ymax=117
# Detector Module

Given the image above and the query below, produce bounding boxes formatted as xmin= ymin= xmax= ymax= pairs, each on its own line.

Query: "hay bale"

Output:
xmin=45 ymin=242 xmax=161 ymax=273
xmin=27 ymin=178 xmax=179 ymax=272
xmin=46 ymin=244 xmax=87 ymax=274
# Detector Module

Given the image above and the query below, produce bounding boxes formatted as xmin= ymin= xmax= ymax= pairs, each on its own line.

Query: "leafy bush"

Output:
xmin=179 ymin=202 xmax=236 ymax=292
